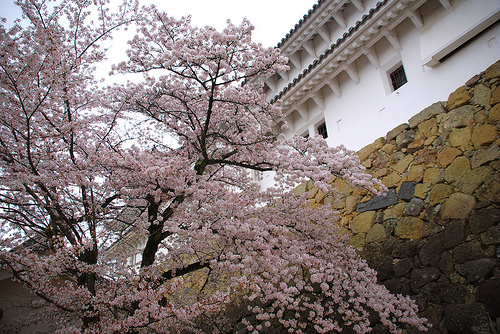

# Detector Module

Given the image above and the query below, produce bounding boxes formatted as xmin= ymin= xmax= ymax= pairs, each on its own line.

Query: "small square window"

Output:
xmin=390 ymin=65 xmax=407 ymax=91
xmin=317 ymin=122 xmax=328 ymax=139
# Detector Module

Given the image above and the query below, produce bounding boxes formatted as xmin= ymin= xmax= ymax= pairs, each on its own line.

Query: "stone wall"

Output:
xmin=298 ymin=59 xmax=500 ymax=333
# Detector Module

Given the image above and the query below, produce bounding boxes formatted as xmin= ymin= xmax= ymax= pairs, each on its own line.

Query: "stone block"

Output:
xmin=448 ymin=126 xmax=472 ymax=149
xmin=396 ymin=130 xmax=416 ymax=149
xmin=393 ymin=154 xmax=414 ymax=174
xmin=428 ymin=183 xmax=453 ymax=205
xmin=356 ymin=188 xmax=398 ymax=213
xmin=490 ymin=86 xmax=500 ymax=105
xmin=453 ymin=240 xmax=487 ymax=263
xmin=408 ymin=102 xmax=446 ymax=128
xmin=407 ymin=165 xmax=424 ymax=182
xmin=345 ymin=195 xmax=361 ymax=214
xmin=411 ymin=267 xmax=441 ymax=291
xmin=489 ymin=103 xmax=500 ymax=122
xmin=484 ymin=59 xmax=500 ymax=81
xmin=293 ymin=183 xmax=307 ymax=196
xmin=351 ymin=211 xmax=377 ymax=233
xmin=419 ymin=234 xmax=444 ymax=266
xmin=393 ymin=258 xmax=413 ymax=277
xmin=381 ymin=143 xmax=396 ymax=154
xmin=475 ymin=172 xmax=500 ymax=203
xmin=383 ymin=203 xmax=406 ymax=221
xmin=346 ymin=232 xmax=366 ymax=249
xmin=471 ymin=144 xmax=500 ymax=169
xmin=480 ymin=225 xmax=500 ymax=246
xmin=415 ymin=149 xmax=438 ymax=165
xmin=386 ymin=123 xmax=409 ymax=141
xmin=398 ymin=181 xmax=418 ymax=200
xmin=395 ymin=217 xmax=424 ymax=239
xmin=455 ymin=165 xmax=492 ymax=194
xmin=366 ymin=224 xmax=387 ymax=243
xmin=440 ymin=220 xmax=465 ymax=249
xmin=457 ymin=258 xmax=496 ymax=283
xmin=447 ymin=86 xmax=471 ymax=110
xmin=439 ymin=105 xmax=474 ymax=131
xmin=472 ymin=84 xmax=492 ymax=107
xmin=441 ymin=193 xmax=475 ymax=219
xmin=469 ymin=208 xmax=500 ymax=234
xmin=437 ymin=146 xmax=462 ymax=167
xmin=382 ymin=172 xmax=402 ymax=188
xmin=356 ymin=142 xmax=377 ymax=162
xmin=471 ymin=124 xmax=498 ymax=148
xmin=407 ymin=138 xmax=425 ymax=153
xmin=403 ymin=198 xmax=425 ymax=216
xmin=444 ymin=303 xmax=494 ymax=334
xmin=477 ymin=280 xmax=500 ymax=318
xmin=414 ymin=183 xmax=432 ymax=199
xmin=418 ymin=118 xmax=439 ymax=138
xmin=444 ymin=156 xmax=471 ymax=183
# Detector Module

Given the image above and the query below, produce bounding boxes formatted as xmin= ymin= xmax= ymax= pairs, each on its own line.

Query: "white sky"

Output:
xmin=1 ymin=0 xmax=318 ymax=47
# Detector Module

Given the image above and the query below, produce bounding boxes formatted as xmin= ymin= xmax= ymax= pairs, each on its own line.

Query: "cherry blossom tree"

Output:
xmin=0 ymin=1 xmax=429 ymax=333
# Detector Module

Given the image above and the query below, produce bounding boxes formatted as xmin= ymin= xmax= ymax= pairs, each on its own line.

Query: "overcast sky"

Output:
xmin=1 ymin=0 xmax=318 ymax=47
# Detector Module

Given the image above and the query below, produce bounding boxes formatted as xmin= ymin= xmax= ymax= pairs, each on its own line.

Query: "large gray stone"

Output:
xmin=444 ymin=303 xmax=495 ymax=334
xmin=457 ymin=258 xmax=496 ymax=283
xmin=403 ymin=198 xmax=425 ymax=216
xmin=397 ymin=181 xmax=417 ymax=200
xmin=477 ymin=280 xmax=500 ymax=319
xmin=411 ymin=267 xmax=441 ymax=291
xmin=356 ymin=188 xmax=398 ymax=213
xmin=469 ymin=208 xmax=500 ymax=234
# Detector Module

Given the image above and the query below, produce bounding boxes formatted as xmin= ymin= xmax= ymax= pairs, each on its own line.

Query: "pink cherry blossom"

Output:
xmin=0 ymin=1 xmax=428 ymax=333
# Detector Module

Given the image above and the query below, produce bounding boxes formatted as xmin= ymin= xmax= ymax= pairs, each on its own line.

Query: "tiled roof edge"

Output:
xmin=271 ymin=0 xmax=388 ymax=104
xmin=276 ymin=0 xmax=325 ymax=49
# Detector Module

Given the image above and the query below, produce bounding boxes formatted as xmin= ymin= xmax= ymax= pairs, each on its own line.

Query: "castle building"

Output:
xmin=257 ymin=0 xmax=499 ymax=187
xmin=265 ymin=0 xmax=499 ymax=148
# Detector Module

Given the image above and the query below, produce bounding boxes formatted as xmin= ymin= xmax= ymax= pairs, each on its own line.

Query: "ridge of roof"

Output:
xmin=271 ymin=0 xmax=388 ymax=104
xmin=276 ymin=0 xmax=324 ymax=48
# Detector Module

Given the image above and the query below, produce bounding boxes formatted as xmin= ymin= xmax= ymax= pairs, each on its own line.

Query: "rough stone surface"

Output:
xmin=444 ymin=156 xmax=471 ymax=183
xmin=409 ymin=102 xmax=446 ymax=128
xmin=489 ymin=103 xmax=500 ymax=122
xmin=386 ymin=123 xmax=410 ymax=141
xmin=397 ymin=182 xmax=417 ymax=200
xmin=457 ymin=258 xmax=496 ymax=283
xmin=444 ymin=303 xmax=494 ymax=334
xmin=475 ymin=172 xmax=500 ymax=203
xmin=395 ymin=217 xmax=424 ymax=239
xmin=393 ymin=258 xmax=413 ymax=277
xmin=447 ymin=86 xmax=471 ymax=110
xmin=455 ymin=166 xmax=492 ymax=194
xmin=403 ymin=198 xmax=425 ymax=216
xmin=448 ymin=126 xmax=471 ymax=149
xmin=418 ymin=118 xmax=439 ymax=137
xmin=351 ymin=211 xmax=377 ymax=233
xmin=453 ymin=240 xmax=486 ymax=263
xmin=437 ymin=146 xmax=462 ymax=167
xmin=471 ymin=124 xmax=498 ymax=148
xmin=428 ymin=183 xmax=453 ymax=205
xmin=490 ymin=86 xmax=500 ymax=105
xmin=469 ymin=208 xmax=500 ymax=234
xmin=484 ymin=60 xmax=500 ymax=80
xmin=419 ymin=234 xmax=444 ymax=266
xmin=415 ymin=149 xmax=438 ymax=165
xmin=407 ymin=165 xmax=425 ymax=182
xmin=440 ymin=193 xmax=476 ymax=219
xmin=356 ymin=189 xmax=398 ymax=213
xmin=366 ymin=224 xmax=387 ymax=243
xmin=471 ymin=144 xmax=500 ymax=168
xmin=393 ymin=154 xmax=414 ymax=173
xmin=439 ymin=105 xmax=475 ymax=131
xmin=440 ymin=220 xmax=465 ymax=249
xmin=472 ymin=84 xmax=492 ymax=107
xmin=477 ymin=280 xmax=500 ymax=318
xmin=424 ymin=167 xmax=444 ymax=184
xmin=411 ymin=267 xmax=441 ymax=291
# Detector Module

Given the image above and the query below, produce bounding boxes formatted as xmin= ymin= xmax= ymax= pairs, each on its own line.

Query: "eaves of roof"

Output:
xmin=276 ymin=0 xmax=324 ymax=49
xmin=271 ymin=0 xmax=388 ymax=104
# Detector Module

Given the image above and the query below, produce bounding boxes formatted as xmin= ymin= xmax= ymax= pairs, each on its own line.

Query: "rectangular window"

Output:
xmin=317 ymin=122 xmax=328 ymax=139
xmin=390 ymin=65 xmax=407 ymax=91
